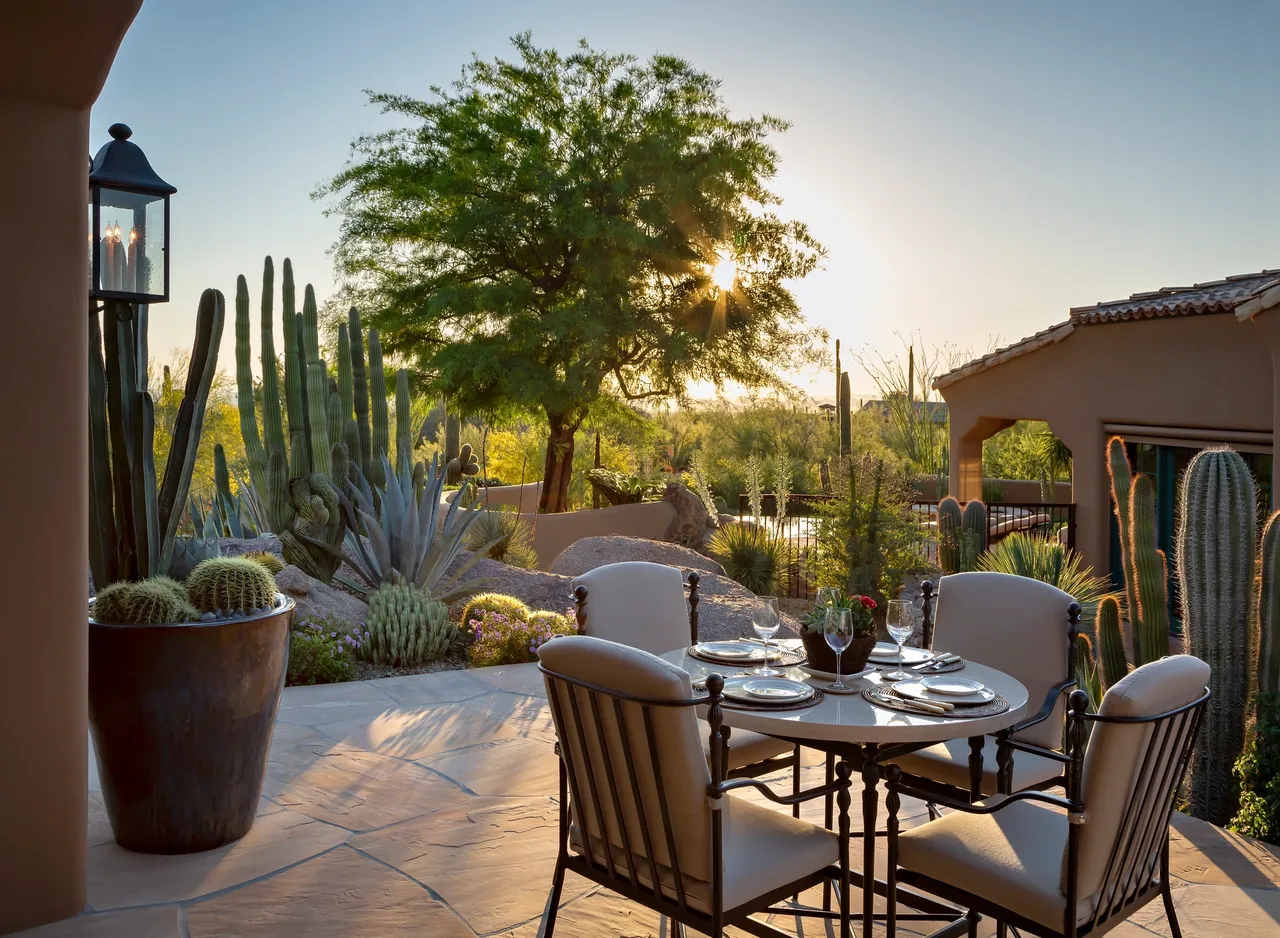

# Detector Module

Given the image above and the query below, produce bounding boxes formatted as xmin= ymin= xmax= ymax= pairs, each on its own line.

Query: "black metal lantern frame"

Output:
xmin=89 ymin=123 xmax=176 ymax=304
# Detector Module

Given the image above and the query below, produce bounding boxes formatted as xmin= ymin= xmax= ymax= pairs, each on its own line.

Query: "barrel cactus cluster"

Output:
xmin=92 ymin=556 xmax=281 ymax=626
xmin=937 ymin=496 xmax=988 ymax=574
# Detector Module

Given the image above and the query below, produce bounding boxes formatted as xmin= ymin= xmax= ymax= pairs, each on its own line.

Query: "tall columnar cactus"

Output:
xmin=838 ymin=371 xmax=852 ymax=457
xmin=89 ymin=292 xmax=224 ymax=586
xmin=368 ymin=328 xmax=389 ymax=488
xmin=395 ymin=369 xmax=413 ymax=473
xmin=348 ymin=307 xmax=374 ymax=479
xmin=937 ymin=496 xmax=963 ymax=575
xmin=1177 ymin=446 xmax=1257 ymax=826
xmin=1259 ymin=511 xmax=1280 ymax=698
xmin=960 ymin=499 xmax=988 ymax=570
xmin=1094 ymin=595 xmax=1128 ymax=689
xmin=445 ymin=412 xmax=460 ymax=464
xmin=1106 ymin=437 xmax=1170 ymax=667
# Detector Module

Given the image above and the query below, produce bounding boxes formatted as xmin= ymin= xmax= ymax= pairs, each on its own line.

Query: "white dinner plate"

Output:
xmin=892 ymin=678 xmax=995 ymax=705
xmin=693 ymin=640 xmax=778 ymax=663
xmin=799 ymin=664 xmax=876 ymax=683
xmin=868 ymin=643 xmax=934 ymax=665
xmin=722 ymin=676 xmax=814 ymax=703
xmin=921 ymin=676 xmax=989 ymax=697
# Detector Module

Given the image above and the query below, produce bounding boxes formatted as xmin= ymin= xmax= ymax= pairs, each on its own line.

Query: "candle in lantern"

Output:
xmin=102 ymin=226 xmax=117 ymax=291
xmin=112 ymin=225 xmax=126 ymax=293
xmin=126 ymin=227 xmax=138 ymax=293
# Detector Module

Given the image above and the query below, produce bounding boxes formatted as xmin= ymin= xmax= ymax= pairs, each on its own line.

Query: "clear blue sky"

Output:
xmin=92 ymin=0 xmax=1279 ymax=400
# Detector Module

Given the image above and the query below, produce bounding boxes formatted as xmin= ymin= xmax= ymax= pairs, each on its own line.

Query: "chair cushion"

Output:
xmin=934 ymin=572 xmax=1075 ymax=750
xmin=575 ymin=561 xmax=690 ymax=656
xmin=572 ymin=795 xmax=839 ymax=913
xmin=892 ymin=736 xmax=1062 ymax=796
xmin=702 ymin=724 xmax=794 ymax=773
xmin=897 ymin=799 xmax=1086 ymax=932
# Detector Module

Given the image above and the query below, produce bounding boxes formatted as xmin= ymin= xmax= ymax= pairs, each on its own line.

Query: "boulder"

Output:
xmin=548 ymin=535 xmax=725 ymax=578
xmin=690 ymin=573 xmax=802 ymax=642
xmin=662 ymin=481 xmax=712 ymax=546
xmin=447 ymin=553 xmax=577 ymax=618
xmin=274 ymin=565 xmax=369 ymax=626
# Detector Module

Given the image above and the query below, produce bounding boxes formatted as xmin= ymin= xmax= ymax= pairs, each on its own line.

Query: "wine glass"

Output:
xmin=883 ymin=599 xmax=917 ymax=681
xmin=813 ymin=587 xmax=839 ymax=612
xmin=825 ymin=608 xmax=853 ymax=690
xmin=751 ymin=596 xmax=782 ymax=676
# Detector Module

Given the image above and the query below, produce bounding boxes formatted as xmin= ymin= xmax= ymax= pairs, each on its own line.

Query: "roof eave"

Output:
xmin=1236 ymin=283 xmax=1280 ymax=321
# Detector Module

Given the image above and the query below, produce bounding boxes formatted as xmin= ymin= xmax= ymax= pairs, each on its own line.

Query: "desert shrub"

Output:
xmin=288 ymin=616 xmax=359 ymax=685
xmin=459 ymin=592 xmax=532 ymax=632
xmin=977 ymin=531 xmax=1112 ymax=625
xmin=1231 ymin=694 xmax=1280 ymax=844
xmin=467 ymin=510 xmax=539 ymax=569
xmin=468 ymin=608 xmax=575 ymax=667
xmin=708 ymin=522 xmax=787 ymax=595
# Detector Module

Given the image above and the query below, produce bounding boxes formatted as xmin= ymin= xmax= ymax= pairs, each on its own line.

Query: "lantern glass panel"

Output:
xmin=90 ymin=187 xmax=166 ymax=298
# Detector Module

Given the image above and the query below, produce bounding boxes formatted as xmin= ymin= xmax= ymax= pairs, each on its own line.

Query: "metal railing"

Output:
xmin=910 ymin=499 xmax=1077 ymax=550
xmin=736 ymin=493 xmax=835 ymax=599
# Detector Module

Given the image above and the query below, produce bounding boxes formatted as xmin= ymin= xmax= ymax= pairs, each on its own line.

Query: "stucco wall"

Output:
xmin=940 ymin=312 xmax=1274 ymax=576
xmin=445 ymin=481 xmax=542 ymax=514
xmin=527 ymin=501 xmax=678 ymax=570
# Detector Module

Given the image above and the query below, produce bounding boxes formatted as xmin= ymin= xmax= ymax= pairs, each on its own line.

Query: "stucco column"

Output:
xmin=948 ymin=412 xmax=1012 ymax=502
xmin=1060 ymin=427 xmax=1107 ymax=577
xmin=0 ymin=5 xmax=141 ymax=933
xmin=1247 ymin=315 xmax=1280 ymax=498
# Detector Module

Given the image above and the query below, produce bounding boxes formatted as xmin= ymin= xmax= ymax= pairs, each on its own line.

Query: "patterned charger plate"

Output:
xmin=862 ymin=685 xmax=1009 ymax=718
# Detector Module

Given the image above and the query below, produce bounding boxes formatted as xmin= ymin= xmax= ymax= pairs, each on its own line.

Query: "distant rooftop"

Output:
xmin=935 ymin=268 xmax=1280 ymax=390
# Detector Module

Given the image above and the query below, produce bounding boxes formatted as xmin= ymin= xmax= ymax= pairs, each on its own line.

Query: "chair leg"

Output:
xmin=966 ymin=909 xmax=980 ymax=938
xmin=927 ymin=802 xmax=941 ymax=821
xmin=791 ymin=744 xmax=801 ymax=819
xmin=823 ymin=752 xmax=835 ymax=911
xmin=536 ymin=856 xmax=567 ymax=938
xmin=1162 ymin=842 xmax=1183 ymax=938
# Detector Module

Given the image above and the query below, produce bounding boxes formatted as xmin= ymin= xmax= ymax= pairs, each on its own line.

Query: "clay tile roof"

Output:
xmin=935 ymin=267 xmax=1280 ymax=390
xmin=1069 ymin=269 xmax=1280 ymax=324
xmin=934 ymin=321 xmax=1075 ymax=390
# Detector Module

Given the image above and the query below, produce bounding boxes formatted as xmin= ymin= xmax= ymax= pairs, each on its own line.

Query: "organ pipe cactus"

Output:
xmin=1106 ymin=437 xmax=1170 ymax=666
xmin=1177 ymin=446 xmax=1258 ymax=826
xmin=89 ymin=291 xmax=224 ymax=586
xmin=368 ymin=328 xmax=389 ymax=488
xmin=1259 ymin=511 xmax=1280 ymax=698
xmin=396 ymin=369 xmax=413 ymax=473
xmin=1094 ymin=595 xmax=1128 ymax=689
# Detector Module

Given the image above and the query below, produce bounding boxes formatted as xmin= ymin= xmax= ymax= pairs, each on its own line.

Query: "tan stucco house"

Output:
xmin=935 ymin=269 xmax=1280 ymax=586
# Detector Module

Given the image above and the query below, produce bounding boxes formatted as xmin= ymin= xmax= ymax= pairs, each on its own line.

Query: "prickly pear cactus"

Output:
xmin=1178 ymin=446 xmax=1257 ymax=825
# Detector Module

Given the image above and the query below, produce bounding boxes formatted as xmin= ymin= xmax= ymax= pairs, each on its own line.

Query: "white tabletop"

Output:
xmin=661 ymin=646 xmax=1029 ymax=745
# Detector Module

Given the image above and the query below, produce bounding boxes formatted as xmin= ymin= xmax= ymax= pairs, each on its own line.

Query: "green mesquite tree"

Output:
xmin=317 ymin=35 xmax=825 ymax=512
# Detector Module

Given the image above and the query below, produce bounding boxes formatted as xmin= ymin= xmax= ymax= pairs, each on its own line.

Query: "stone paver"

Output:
xmin=184 ymin=846 xmax=472 ymax=937
xmin=21 ymin=661 xmax=1279 ymax=937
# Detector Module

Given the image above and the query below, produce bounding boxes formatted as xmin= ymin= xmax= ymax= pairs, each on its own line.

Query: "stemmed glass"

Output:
xmin=825 ymin=607 xmax=853 ymax=691
xmin=813 ymin=587 xmax=839 ymax=611
xmin=751 ymin=596 xmax=782 ymax=676
xmin=882 ymin=599 xmax=917 ymax=681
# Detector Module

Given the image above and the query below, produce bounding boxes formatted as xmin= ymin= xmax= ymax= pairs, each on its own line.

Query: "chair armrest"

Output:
xmin=711 ymin=774 xmax=850 ymax=807
xmin=1003 ymin=678 xmax=1076 ymax=736
xmin=885 ymin=766 xmax=1073 ymax=815
xmin=995 ymin=737 xmax=1070 ymax=765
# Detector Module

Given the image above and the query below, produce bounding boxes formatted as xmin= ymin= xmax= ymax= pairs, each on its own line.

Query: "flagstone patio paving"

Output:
xmin=17 ymin=663 xmax=1280 ymax=937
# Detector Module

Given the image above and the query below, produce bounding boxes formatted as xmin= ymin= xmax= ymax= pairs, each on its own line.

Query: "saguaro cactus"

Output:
xmin=1177 ymin=446 xmax=1257 ymax=825
xmin=838 ymin=371 xmax=852 ymax=457
xmin=1259 ymin=511 xmax=1280 ymax=698
xmin=1094 ymin=595 xmax=1128 ymax=689
xmin=395 ymin=369 xmax=413 ymax=473
xmin=1106 ymin=437 xmax=1170 ymax=667
xmin=937 ymin=496 xmax=963 ymax=574
xmin=960 ymin=499 xmax=988 ymax=570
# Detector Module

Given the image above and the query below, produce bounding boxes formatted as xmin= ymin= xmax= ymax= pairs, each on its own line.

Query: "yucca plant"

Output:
xmin=323 ymin=454 xmax=497 ymax=602
xmin=976 ymin=531 xmax=1113 ymax=624
xmin=709 ymin=521 xmax=787 ymax=596
xmin=466 ymin=509 xmax=538 ymax=569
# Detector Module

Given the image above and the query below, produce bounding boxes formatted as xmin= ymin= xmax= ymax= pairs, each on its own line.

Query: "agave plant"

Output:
xmin=327 ymin=454 xmax=497 ymax=602
xmin=976 ymin=530 xmax=1113 ymax=625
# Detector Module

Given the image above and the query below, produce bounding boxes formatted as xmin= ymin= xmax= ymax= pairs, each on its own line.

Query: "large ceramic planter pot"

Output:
xmin=88 ymin=595 xmax=294 ymax=854
xmin=800 ymin=630 xmax=877 ymax=676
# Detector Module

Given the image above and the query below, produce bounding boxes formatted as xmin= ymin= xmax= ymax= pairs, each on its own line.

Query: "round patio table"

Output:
xmin=660 ymin=647 xmax=1030 ymax=938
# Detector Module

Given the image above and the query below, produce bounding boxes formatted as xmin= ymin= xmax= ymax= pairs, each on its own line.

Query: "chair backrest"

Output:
xmin=1073 ymin=654 xmax=1210 ymax=928
xmin=933 ymin=571 xmax=1075 ymax=749
xmin=538 ymin=634 xmax=714 ymax=896
xmin=573 ymin=561 xmax=691 ymax=656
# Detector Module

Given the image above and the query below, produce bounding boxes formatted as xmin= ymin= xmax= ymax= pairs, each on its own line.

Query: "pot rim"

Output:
xmin=88 ymin=592 xmax=295 ymax=629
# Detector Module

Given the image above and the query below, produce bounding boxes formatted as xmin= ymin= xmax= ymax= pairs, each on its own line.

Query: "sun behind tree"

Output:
xmin=317 ymin=34 xmax=826 ymax=512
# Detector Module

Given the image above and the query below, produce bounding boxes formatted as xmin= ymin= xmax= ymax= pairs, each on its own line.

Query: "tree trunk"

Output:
xmin=539 ymin=414 xmax=577 ymax=513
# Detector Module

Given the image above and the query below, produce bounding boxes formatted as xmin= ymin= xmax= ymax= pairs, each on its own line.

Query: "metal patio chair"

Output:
xmin=572 ymin=561 xmax=801 ymax=788
xmin=894 ymin=572 xmax=1081 ymax=803
xmin=537 ymin=634 xmax=854 ymax=938
xmin=884 ymin=654 xmax=1210 ymax=938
